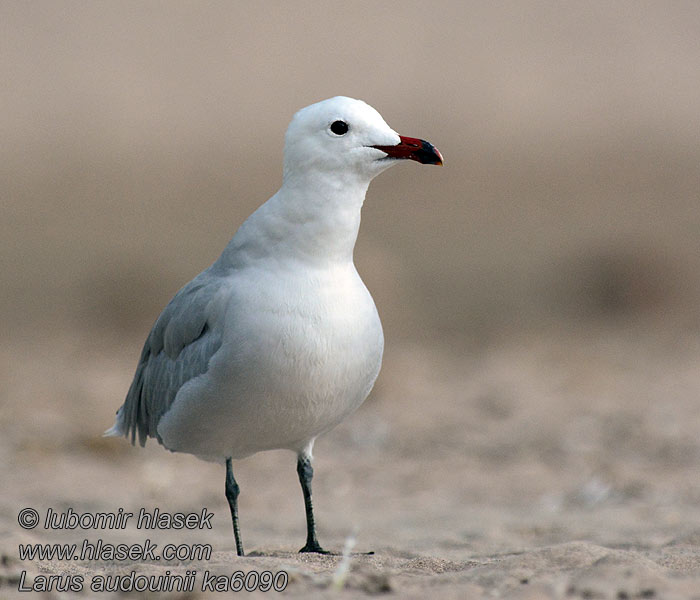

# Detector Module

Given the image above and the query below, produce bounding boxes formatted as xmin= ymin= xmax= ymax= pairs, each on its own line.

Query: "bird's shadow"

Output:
xmin=246 ymin=550 xmax=375 ymax=558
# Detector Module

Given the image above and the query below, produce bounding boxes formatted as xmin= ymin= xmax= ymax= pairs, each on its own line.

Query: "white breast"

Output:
xmin=157 ymin=261 xmax=384 ymax=459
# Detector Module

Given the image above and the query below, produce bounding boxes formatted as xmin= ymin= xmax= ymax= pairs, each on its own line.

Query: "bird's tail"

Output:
xmin=103 ymin=408 xmax=125 ymax=438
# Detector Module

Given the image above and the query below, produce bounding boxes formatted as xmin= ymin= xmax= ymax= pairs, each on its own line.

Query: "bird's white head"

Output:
xmin=282 ymin=96 xmax=442 ymax=185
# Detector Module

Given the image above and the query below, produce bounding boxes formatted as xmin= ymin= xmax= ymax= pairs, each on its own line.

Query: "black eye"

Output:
xmin=330 ymin=120 xmax=349 ymax=135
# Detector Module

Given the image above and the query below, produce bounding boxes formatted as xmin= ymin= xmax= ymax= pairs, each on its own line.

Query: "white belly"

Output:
xmin=157 ymin=262 xmax=384 ymax=459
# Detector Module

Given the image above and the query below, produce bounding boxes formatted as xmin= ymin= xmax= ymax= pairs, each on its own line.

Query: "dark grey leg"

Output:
xmin=225 ymin=458 xmax=244 ymax=556
xmin=297 ymin=454 xmax=329 ymax=553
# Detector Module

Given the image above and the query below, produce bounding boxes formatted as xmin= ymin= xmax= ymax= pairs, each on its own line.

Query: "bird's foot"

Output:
xmin=299 ymin=542 xmax=332 ymax=554
xmin=298 ymin=544 xmax=375 ymax=555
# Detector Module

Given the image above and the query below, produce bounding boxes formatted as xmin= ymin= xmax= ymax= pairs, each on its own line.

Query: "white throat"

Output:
xmin=220 ymin=170 xmax=371 ymax=270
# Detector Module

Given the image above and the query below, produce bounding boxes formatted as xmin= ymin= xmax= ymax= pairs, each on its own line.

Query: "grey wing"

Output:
xmin=115 ymin=268 xmax=227 ymax=447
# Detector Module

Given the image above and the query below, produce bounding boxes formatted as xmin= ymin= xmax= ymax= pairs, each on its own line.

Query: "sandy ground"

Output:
xmin=3 ymin=319 xmax=700 ymax=599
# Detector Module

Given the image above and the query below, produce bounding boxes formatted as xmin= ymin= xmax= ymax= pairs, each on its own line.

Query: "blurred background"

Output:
xmin=4 ymin=1 xmax=700 ymax=343
xmin=2 ymin=1 xmax=700 ymax=595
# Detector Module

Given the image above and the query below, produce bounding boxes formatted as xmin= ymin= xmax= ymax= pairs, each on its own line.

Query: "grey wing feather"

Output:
xmin=118 ymin=268 xmax=227 ymax=447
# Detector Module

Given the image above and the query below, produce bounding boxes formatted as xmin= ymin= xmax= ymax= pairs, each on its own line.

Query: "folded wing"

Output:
xmin=111 ymin=268 xmax=228 ymax=447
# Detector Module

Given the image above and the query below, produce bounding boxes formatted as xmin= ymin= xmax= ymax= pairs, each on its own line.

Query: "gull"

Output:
xmin=106 ymin=96 xmax=442 ymax=556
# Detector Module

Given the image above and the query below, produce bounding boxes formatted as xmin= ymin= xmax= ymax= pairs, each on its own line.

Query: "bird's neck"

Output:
xmin=222 ymin=171 xmax=371 ymax=269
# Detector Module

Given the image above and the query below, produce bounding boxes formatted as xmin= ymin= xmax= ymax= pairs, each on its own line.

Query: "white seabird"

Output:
xmin=106 ymin=96 xmax=443 ymax=555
